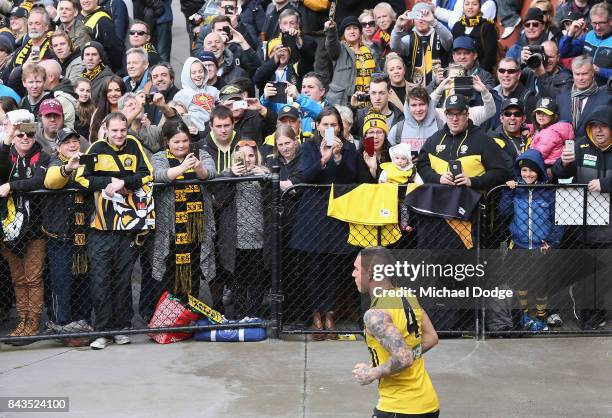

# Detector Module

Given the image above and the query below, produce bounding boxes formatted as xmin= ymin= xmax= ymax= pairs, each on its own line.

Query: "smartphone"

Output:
xmin=79 ymin=153 xmax=98 ymax=166
xmin=232 ymin=100 xmax=248 ymax=110
xmin=324 ymin=127 xmax=335 ymax=147
xmin=564 ymin=139 xmax=575 ymax=152
xmin=145 ymin=93 xmax=155 ymax=104
xmin=449 ymin=159 xmax=463 ymax=177
xmin=222 ymin=25 xmax=233 ymax=41
xmin=30 ymin=46 xmax=40 ymax=61
xmin=357 ymin=93 xmax=370 ymax=102
xmin=233 ymin=150 xmax=245 ymax=166
xmin=270 ymin=81 xmax=287 ymax=103
xmin=454 ymin=76 xmax=473 ymax=87
xmin=189 ymin=142 xmax=199 ymax=155
xmin=363 ymin=136 xmax=374 ymax=157
xmin=181 ymin=113 xmax=192 ymax=127
xmin=407 ymin=10 xmax=424 ymax=19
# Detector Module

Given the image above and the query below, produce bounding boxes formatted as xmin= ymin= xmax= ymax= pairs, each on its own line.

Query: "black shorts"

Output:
xmin=372 ymin=408 xmax=440 ymax=418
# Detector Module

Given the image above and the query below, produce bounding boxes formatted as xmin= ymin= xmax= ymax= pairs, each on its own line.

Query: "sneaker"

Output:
xmin=501 ymin=17 xmax=521 ymax=39
xmin=529 ymin=317 xmax=549 ymax=332
xmin=580 ymin=310 xmax=607 ymax=330
xmin=547 ymin=313 xmax=563 ymax=327
xmin=113 ymin=334 xmax=131 ymax=345
xmin=520 ymin=313 xmax=535 ymax=330
xmin=90 ymin=337 xmax=112 ymax=350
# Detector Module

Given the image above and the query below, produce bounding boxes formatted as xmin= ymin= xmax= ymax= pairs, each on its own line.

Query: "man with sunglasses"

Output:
xmin=506 ymin=8 xmax=551 ymax=63
xmin=127 ymin=21 xmax=160 ymax=69
xmin=489 ymin=98 xmax=532 ymax=162
xmin=492 ymin=58 xmax=540 ymax=125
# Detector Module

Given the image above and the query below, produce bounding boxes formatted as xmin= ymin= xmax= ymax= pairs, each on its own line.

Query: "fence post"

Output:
xmin=476 ymin=201 xmax=485 ymax=341
xmin=269 ymin=166 xmax=282 ymax=339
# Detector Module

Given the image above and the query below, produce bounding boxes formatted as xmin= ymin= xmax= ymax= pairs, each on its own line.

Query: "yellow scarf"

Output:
xmin=14 ymin=32 xmax=53 ymax=66
xmin=81 ymin=63 xmax=105 ymax=81
xmin=460 ymin=14 xmax=484 ymax=27
xmin=350 ymin=43 xmax=376 ymax=95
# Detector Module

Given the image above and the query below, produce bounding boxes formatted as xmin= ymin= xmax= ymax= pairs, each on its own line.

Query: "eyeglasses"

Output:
xmin=237 ymin=140 xmax=257 ymax=147
xmin=16 ymin=132 xmax=35 ymax=139
xmin=129 ymin=30 xmax=148 ymax=36
xmin=498 ymin=68 xmax=519 ymax=74
xmin=445 ymin=112 xmax=467 ymax=119
xmin=360 ymin=21 xmax=376 ymax=27
xmin=524 ymin=21 xmax=541 ymax=28
xmin=503 ymin=110 xmax=523 ymax=118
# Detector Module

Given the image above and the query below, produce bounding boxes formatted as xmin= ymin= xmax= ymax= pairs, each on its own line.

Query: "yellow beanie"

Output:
xmin=363 ymin=111 xmax=388 ymax=136
xmin=267 ymin=36 xmax=291 ymax=56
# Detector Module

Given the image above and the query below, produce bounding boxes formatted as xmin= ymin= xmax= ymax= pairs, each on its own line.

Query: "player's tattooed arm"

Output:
xmin=356 ymin=309 xmax=413 ymax=384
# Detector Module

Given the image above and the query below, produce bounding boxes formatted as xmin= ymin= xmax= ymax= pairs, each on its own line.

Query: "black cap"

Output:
xmin=339 ymin=16 xmax=362 ymax=35
xmin=444 ymin=94 xmax=468 ymax=111
xmin=558 ymin=9 xmax=581 ymax=23
xmin=501 ymin=97 xmax=524 ymax=112
xmin=56 ymin=127 xmax=79 ymax=146
xmin=277 ymin=104 xmax=301 ymax=120
xmin=524 ymin=7 xmax=545 ymax=24
xmin=534 ymin=97 xmax=558 ymax=116
xmin=219 ymin=84 xmax=243 ymax=102
xmin=10 ymin=6 xmax=28 ymax=18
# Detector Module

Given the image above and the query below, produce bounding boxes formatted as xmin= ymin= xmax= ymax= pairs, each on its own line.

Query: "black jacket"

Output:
xmin=353 ymin=102 xmax=404 ymax=141
xmin=552 ymin=105 xmax=612 ymax=243
xmin=234 ymin=108 xmax=278 ymax=145
xmin=417 ymin=121 xmax=512 ymax=190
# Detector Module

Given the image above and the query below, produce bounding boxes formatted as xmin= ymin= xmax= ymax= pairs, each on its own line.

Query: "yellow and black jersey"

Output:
xmin=416 ymin=121 xmax=511 ymax=190
xmin=365 ymin=294 xmax=439 ymax=414
xmin=492 ymin=131 xmax=532 ymax=162
xmin=75 ymin=135 xmax=154 ymax=231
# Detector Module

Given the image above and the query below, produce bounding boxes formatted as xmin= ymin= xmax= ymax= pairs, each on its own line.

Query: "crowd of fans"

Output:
xmin=0 ymin=0 xmax=610 ymax=348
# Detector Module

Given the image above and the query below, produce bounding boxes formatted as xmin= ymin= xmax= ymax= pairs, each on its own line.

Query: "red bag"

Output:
xmin=147 ymin=291 xmax=203 ymax=344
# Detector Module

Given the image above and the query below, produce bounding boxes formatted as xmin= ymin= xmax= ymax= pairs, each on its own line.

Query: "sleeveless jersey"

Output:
xmin=365 ymin=294 xmax=439 ymax=414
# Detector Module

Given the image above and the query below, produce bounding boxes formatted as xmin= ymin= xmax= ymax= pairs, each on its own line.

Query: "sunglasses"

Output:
xmin=16 ymin=132 xmax=35 ymax=139
xmin=360 ymin=21 xmax=376 ymax=27
xmin=498 ymin=68 xmax=519 ymax=74
xmin=503 ymin=110 xmax=523 ymax=118
xmin=237 ymin=140 xmax=257 ymax=147
xmin=524 ymin=21 xmax=541 ymax=28
xmin=129 ymin=30 xmax=148 ymax=36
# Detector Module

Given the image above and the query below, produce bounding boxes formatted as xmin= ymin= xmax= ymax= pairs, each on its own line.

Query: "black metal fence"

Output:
xmin=1 ymin=177 xmax=611 ymax=347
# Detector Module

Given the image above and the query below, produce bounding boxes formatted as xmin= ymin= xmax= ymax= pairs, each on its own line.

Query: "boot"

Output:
xmin=8 ymin=285 xmax=28 ymax=337
xmin=23 ymin=282 xmax=43 ymax=336
xmin=324 ymin=311 xmax=338 ymax=340
xmin=311 ymin=311 xmax=325 ymax=341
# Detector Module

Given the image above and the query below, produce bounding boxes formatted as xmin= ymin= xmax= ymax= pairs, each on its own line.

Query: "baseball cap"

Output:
xmin=39 ymin=98 xmax=63 ymax=116
xmin=56 ymin=127 xmax=79 ymax=145
xmin=219 ymin=84 xmax=243 ymax=102
xmin=452 ymin=36 xmax=476 ymax=52
xmin=10 ymin=6 xmax=28 ymax=18
xmin=278 ymin=104 xmax=301 ymax=120
xmin=501 ymin=98 xmax=524 ymax=112
xmin=534 ymin=97 xmax=558 ymax=116
xmin=559 ymin=10 xmax=581 ymax=24
xmin=444 ymin=94 xmax=468 ymax=112
xmin=197 ymin=51 xmax=218 ymax=66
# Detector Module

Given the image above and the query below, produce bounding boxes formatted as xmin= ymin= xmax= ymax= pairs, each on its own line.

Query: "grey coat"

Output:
xmin=64 ymin=56 xmax=85 ymax=85
xmin=325 ymin=26 xmax=371 ymax=106
xmin=151 ymin=149 xmax=217 ymax=283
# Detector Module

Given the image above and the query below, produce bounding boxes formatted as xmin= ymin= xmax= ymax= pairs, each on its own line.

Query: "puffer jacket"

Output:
xmin=499 ymin=149 xmax=564 ymax=249
xmin=529 ymin=121 xmax=575 ymax=166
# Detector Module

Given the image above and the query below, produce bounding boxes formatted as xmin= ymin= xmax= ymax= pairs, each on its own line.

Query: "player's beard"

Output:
xmin=29 ymin=30 xmax=44 ymax=40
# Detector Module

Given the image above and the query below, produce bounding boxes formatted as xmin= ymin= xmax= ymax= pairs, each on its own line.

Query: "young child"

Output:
xmin=500 ymin=149 xmax=564 ymax=331
xmin=529 ymin=97 xmax=575 ymax=169
xmin=379 ymin=143 xmax=420 ymax=231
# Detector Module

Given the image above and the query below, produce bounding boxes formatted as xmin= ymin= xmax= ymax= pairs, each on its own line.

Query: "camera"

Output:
xmin=452 ymin=76 xmax=474 ymax=98
xmin=356 ymin=93 xmax=370 ymax=102
xmin=526 ymin=45 xmax=547 ymax=69
xmin=223 ymin=4 xmax=235 ymax=14
xmin=145 ymin=93 xmax=155 ymax=104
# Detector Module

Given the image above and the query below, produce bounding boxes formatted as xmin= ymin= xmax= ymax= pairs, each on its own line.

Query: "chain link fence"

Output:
xmin=1 ymin=178 xmax=611 ymax=346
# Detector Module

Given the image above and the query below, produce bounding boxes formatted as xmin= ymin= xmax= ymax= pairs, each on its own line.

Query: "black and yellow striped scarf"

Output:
xmin=460 ymin=14 xmax=483 ymax=28
xmin=81 ymin=63 xmax=105 ymax=81
xmin=349 ymin=43 xmax=376 ymax=94
xmin=14 ymin=32 xmax=53 ymax=66
xmin=58 ymin=159 xmax=88 ymax=273
xmin=168 ymin=150 xmax=205 ymax=295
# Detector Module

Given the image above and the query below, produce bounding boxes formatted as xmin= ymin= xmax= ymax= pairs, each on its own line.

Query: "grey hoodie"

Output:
xmin=388 ymin=98 xmax=442 ymax=151
xmin=173 ymin=57 xmax=220 ymax=131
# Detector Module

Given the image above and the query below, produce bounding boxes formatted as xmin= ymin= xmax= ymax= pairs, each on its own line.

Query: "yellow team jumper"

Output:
xmin=365 ymin=294 xmax=439 ymax=414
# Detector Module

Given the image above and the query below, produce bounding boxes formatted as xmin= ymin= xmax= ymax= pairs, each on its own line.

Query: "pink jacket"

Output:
xmin=529 ymin=122 xmax=575 ymax=165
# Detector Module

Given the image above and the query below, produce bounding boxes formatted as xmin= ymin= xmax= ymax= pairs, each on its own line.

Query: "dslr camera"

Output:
xmin=526 ymin=45 xmax=547 ymax=69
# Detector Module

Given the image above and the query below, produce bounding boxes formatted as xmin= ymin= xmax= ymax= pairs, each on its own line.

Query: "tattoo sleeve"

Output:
xmin=364 ymin=309 xmax=413 ymax=379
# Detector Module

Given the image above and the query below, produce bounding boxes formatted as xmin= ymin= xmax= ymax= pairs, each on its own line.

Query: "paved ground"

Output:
xmin=1 ymin=335 xmax=611 ymax=418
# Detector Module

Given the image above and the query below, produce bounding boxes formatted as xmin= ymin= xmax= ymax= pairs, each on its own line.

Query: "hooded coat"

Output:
xmin=529 ymin=121 xmax=575 ymax=165
xmin=388 ymin=97 xmax=442 ymax=149
xmin=173 ymin=57 xmax=220 ymax=131
xmin=499 ymin=149 xmax=564 ymax=249
xmin=552 ymin=105 xmax=612 ymax=244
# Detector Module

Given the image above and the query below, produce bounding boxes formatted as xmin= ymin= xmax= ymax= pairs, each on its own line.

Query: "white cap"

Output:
xmin=6 ymin=109 xmax=35 ymax=125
